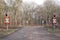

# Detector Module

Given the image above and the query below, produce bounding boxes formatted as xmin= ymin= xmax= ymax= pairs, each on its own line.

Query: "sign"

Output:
xmin=53 ymin=18 xmax=56 ymax=24
xmin=6 ymin=17 xmax=9 ymax=23
xmin=4 ymin=16 xmax=10 ymax=24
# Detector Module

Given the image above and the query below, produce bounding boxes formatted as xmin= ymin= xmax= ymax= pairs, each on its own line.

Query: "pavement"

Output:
xmin=0 ymin=26 xmax=60 ymax=40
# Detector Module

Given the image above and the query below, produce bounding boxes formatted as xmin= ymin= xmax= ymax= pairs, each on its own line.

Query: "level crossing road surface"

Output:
xmin=0 ymin=26 xmax=60 ymax=40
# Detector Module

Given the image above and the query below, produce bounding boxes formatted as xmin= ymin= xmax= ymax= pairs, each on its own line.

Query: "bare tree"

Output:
xmin=44 ymin=0 xmax=56 ymax=24
xmin=22 ymin=2 xmax=38 ymax=25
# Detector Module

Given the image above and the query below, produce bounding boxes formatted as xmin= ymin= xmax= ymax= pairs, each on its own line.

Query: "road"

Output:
xmin=0 ymin=26 xmax=60 ymax=40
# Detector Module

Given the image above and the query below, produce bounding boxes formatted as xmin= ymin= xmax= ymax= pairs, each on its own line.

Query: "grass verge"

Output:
xmin=0 ymin=29 xmax=18 ymax=38
xmin=47 ymin=28 xmax=60 ymax=33
xmin=47 ymin=28 xmax=60 ymax=37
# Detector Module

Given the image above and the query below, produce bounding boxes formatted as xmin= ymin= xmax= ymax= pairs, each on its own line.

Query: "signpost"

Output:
xmin=4 ymin=14 xmax=10 ymax=31
xmin=4 ymin=0 xmax=14 ymax=31
xmin=52 ymin=15 xmax=57 ymax=29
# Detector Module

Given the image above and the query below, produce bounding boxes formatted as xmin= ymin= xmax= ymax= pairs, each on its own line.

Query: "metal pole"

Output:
xmin=7 ymin=23 xmax=8 ymax=31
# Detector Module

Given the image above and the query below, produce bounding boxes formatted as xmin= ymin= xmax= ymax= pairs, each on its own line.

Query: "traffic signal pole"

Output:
xmin=5 ymin=14 xmax=10 ymax=31
xmin=52 ymin=15 xmax=57 ymax=30
xmin=6 ymin=23 xmax=8 ymax=31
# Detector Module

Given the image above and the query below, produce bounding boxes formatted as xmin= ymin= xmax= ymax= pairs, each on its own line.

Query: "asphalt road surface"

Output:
xmin=0 ymin=26 xmax=60 ymax=40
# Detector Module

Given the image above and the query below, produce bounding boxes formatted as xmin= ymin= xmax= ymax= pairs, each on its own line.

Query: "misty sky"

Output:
xmin=4 ymin=0 xmax=60 ymax=6
xmin=23 ymin=0 xmax=46 ymax=5
xmin=55 ymin=0 xmax=60 ymax=5
xmin=23 ymin=0 xmax=60 ymax=5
